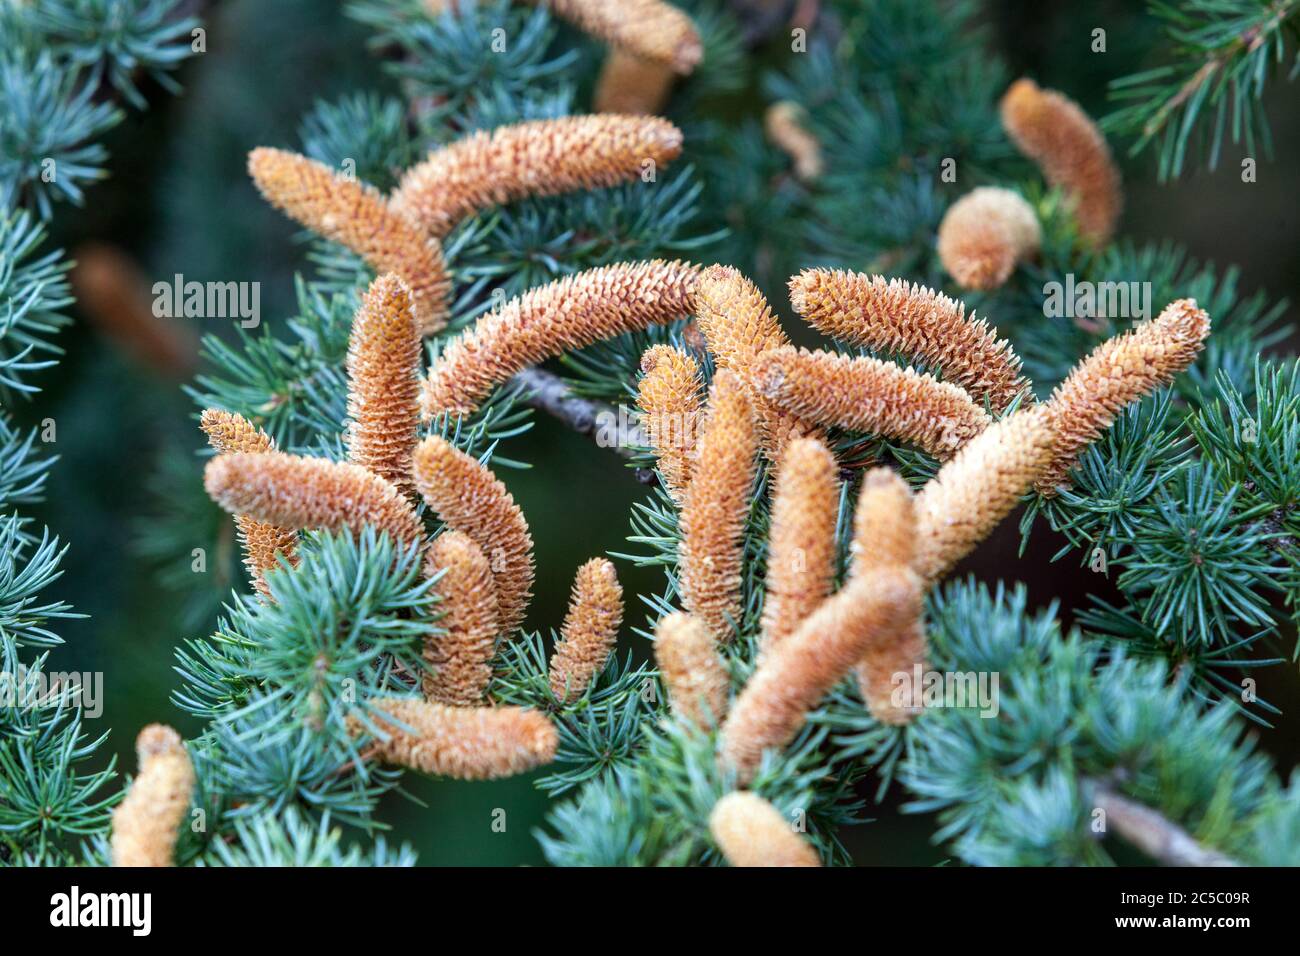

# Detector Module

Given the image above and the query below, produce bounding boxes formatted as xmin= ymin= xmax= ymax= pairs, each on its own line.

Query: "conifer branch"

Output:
xmin=1088 ymin=781 xmax=1241 ymax=867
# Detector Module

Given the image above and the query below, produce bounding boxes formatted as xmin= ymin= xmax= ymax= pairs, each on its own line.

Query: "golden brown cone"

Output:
xmin=849 ymin=467 xmax=916 ymax=575
xmin=410 ymin=435 xmax=535 ymax=635
xmin=765 ymin=102 xmax=823 ymax=182
xmin=346 ymin=274 xmax=422 ymax=493
xmin=422 ymin=532 xmax=499 ymax=706
xmin=847 ymin=468 xmax=926 ymax=724
xmin=352 ymin=697 xmax=557 ymax=780
xmin=679 ymin=371 xmax=759 ymax=643
xmin=759 ymin=437 xmax=839 ymax=656
xmin=637 ymin=344 xmax=703 ymax=502
xmin=548 ymin=558 xmax=624 ymax=702
xmin=1036 ymin=298 xmax=1210 ymax=495
xmin=753 ymin=346 xmax=991 ymax=459
xmin=247 ymin=147 xmax=450 ymax=334
xmin=391 ymin=116 xmax=683 ymax=237
xmin=593 ymin=49 xmax=678 ymax=114
xmin=692 ymin=264 xmax=813 ymax=457
xmin=719 ymin=565 xmax=923 ymax=782
xmin=914 ymin=406 xmax=1057 ymax=582
xmin=204 ymin=451 xmax=424 ymax=549
xmin=422 ymin=260 xmax=701 ymax=417
xmin=654 ymin=611 xmax=729 ymax=727
xmin=709 ymin=791 xmax=821 ymax=867
xmin=1000 ymin=78 xmax=1122 ymax=246
xmin=70 ymin=242 xmax=196 ymax=379
xmin=540 ymin=0 xmax=703 ymax=72
xmin=110 ymin=724 xmax=194 ymax=867
xmin=937 ymin=187 xmax=1042 ymax=291
xmin=789 ymin=269 xmax=1029 ymax=412
xmin=200 ymin=409 xmax=300 ymax=596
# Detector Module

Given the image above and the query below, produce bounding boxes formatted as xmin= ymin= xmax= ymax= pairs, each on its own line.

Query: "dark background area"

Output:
xmin=18 ymin=0 xmax=1299 ymax=864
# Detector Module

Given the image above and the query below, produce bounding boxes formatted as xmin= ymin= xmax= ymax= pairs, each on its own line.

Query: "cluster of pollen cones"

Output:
xmin=111 ymin=28 xmax=1208 ymax=864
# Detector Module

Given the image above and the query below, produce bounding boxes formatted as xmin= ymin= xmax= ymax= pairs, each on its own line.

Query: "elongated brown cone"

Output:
xmin=719 ymin=565 xmax=923 ymax=782
xmin=593 ymin=48 xmax=677 ymax=114
xmin=1036 ymin=299 xmax=1209 ymax=495
xmin=789 ymin=269 xmax=1029 ymax=412
xmin=765 ymin=102 xmax=823 ymax=182
xmin=760 ymin=437 xmax=839 ymax=656
xmin=540 ymin=0 xmax=703 ymax=73
xmin=422 ymin=260 xmax=701 ymax=417
xmin=848 ymin=469 xmax=927 ymax=724
xmin=411 ymin=436 xmax=535 ymax=635
xmin=549 ymin=558 xmax=624 ymax=702
xmin=391 ymin=116 xmax=683 ymax=237
xmin=654 ymin=611 xmax=729 ymax=728
xmin=1000 ymin=78 xmax=1122 ymax=246
xmin=352 ymin=697 xmax=557 ymax=780
xmin=679 ymin=371 xmax=759 ymax=643
xmin=692 ymin=264 xmax=813 ymax=457
xmin=247 ymin=148 xmax=450 ymax=334
xmin=346 ymin=274 xmax=422 ymax=493
xmin=200 ymin=410 xmax=300 ymax=595
xmin=937 ymin=187 xmax=1042 ymax=291
xmin=204 ymin=451 xmax=424 ymax=548
xmin=423 ymin=532 xmax=499 ymax=706
xmin=710 ymin=791 xmax=821 ymax=867
xmin=753 ymin=347 xmax=991 ymax=459
xmin=110 ymin=725 xmax=194 ymax=867
xmin=915 ymin=406 xmax=1057 ymax=582
xmin=637 ymin=344 xmax=703 ymax=502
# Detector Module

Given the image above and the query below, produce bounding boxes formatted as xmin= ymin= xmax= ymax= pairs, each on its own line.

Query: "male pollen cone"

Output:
xmin=549 ymin=558 xmax=624 ymax=702
xmin=848 ymin=468 xmax=927 ymax=725
xmin=710 ymin=791 xmax=821 ymax=867
xmin=204 ymin=451 xmax=424 ymax=549
xmin=110 ymin=724 xmax=194 ymax=867
xmin=754 ymin=346 xmax=991 ymax=459
xmin=593 ymin=48 xmax=678 ymax=115
xmin=247 ymin=147 xmax=450 ymax=334
xmin=654 ymin=611 xmax=729 ymax=728
xmin=692 ymin=263 xmax=813 ymax=458
xmin=937 ymin=187 xmax=1042 ymax=291
xmin=410 ymin=435 xmax=535 ymax=635
xmin=353 ymin=697 xmax=557 ymax=780
xmin=200 ymin=409 xmax=300 ymax=595
xmin=541 ymin=0 xmax=704 ymax=74
xmin=914 ymin=405 xmax=1057 ymax=582
xmin=421 ymin=260 xmax=701 ymax=417
xmin=345 ymin=273 xmax=422 ymax=493
xmin=1036 ymin=298 xmax=1210 ymax=495
xmin=391 ymin=115 xmax=684 ymax=237
xmin=760 ymin=436 xmax=839 ymax=656
xmin=678 ymin=370 xmax=759 ymax=643
xmin=423 ymin=531 xmax=499 ymax=706
xmin=719 ymin=565 xmax=923 ymax=783
xmin=789 ymin=268 xmax=1029 ymax=412
xmin=637 ymin=344 xmax=703 ymax=502
xmin=999 ymin=78 xmax=1122 ymax=246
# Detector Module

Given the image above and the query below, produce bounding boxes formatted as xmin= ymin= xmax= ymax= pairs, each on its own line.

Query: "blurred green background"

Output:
xmin=19 ymin=0 xmax=1299 ymax=865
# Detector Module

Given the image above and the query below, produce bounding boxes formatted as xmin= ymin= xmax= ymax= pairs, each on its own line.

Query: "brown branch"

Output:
xmin=511 ymin=366 xmax=658 ymax=484
xmin=1088 ymin=781 xmax=1242 ymax=867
